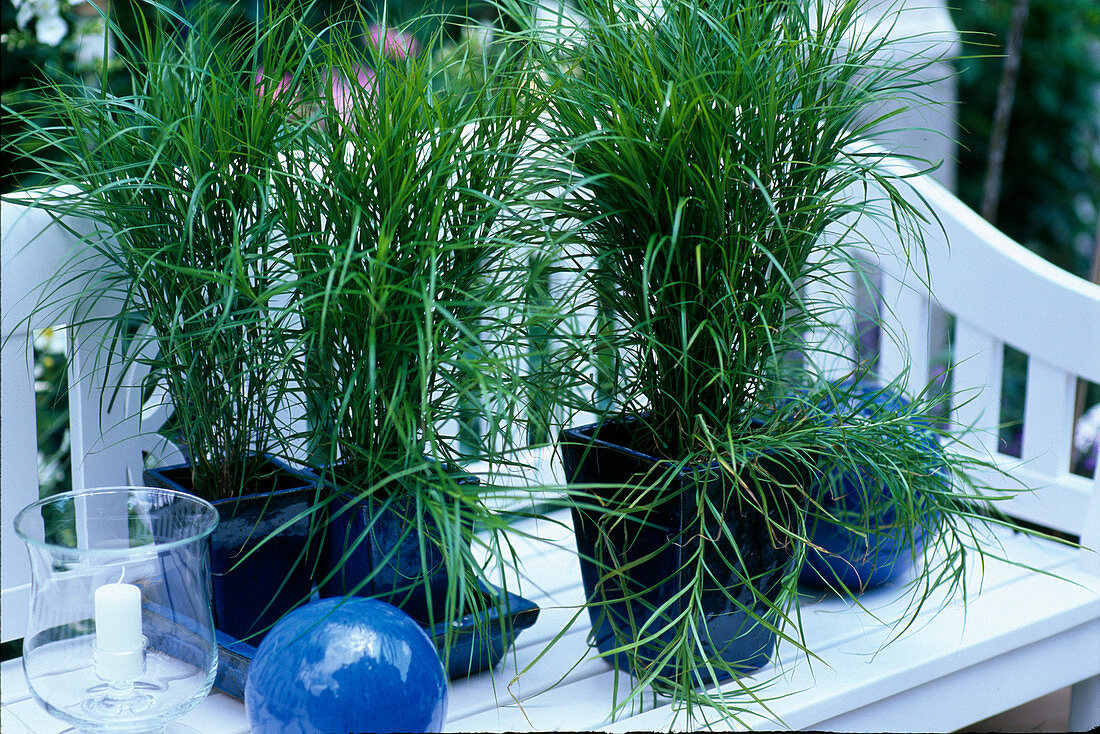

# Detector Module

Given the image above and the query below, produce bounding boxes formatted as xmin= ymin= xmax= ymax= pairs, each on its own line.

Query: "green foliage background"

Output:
xmin=951 ymin=0 xmax=1100 ymax=278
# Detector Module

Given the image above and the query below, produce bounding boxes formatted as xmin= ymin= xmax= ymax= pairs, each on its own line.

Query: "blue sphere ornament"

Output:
xmin=245 ymin=598 xmax=448 ymax=733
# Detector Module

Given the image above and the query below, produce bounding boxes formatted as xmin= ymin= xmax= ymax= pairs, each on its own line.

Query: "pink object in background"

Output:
xmin=253 ymin=68 xmax=295 ymax=101
xmin=327 ymin=66 xmax=378 ymax=128
xmin=366 ymin=23 xmax=420 ymax=59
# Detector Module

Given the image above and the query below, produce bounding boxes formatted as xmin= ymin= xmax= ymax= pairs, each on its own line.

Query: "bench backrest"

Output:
xmin=873 ymin=172 xmax=1100 ymax=557
xmin=1 ymin=195 xmax=160 ymax=641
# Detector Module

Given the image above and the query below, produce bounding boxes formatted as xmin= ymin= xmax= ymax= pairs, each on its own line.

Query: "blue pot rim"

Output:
xmin=145 ymin=454 xmax=318 ymax=506
xmin=560 ymin=414 xmax=772 ymax=479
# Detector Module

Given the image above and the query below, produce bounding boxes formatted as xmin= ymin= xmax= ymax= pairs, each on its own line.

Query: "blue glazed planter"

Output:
xmin=143 ymin=456 xmax=320 ymax=644
xmin=316 ymin=463 xmax=540 ymax=678
xmin=245 ymin=598 xmax=448 ymax=734
xmin=799 ymin=381 xmax=945 ymax=590
xmin=561 ymin=417 xmax=800 ymax=684
xmin=318 ymin=465 xmax=479 ymax=616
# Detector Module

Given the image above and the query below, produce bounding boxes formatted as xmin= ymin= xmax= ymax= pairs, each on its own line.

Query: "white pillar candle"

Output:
xmin=94 ymin=582 xmax=144 ymax=681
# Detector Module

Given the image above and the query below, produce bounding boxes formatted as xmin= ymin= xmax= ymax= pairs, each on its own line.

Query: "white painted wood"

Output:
xmin=0 ymin=707 xmax=35 ymax=734
xmin=1069 ymin=674 xmax=1100 ymax=732
xmin=0 ymin=338 xmax=37 ymax=643
xmin=1 ymin=192 xmax=96 ymax=644
xmin=877 ymin=268 xmax=931 ymax=392
xmin=436 ymin=509 xmax=1100 ymax=733
xmin=1081 ymin=470 xmax=1100 ymax=578
xmin=66 ymin=314 xmax=150 ymax=491
xmin=1 ymin=700 xmax=67 ymax=734
xmin=959 ymin=460 xmax=1094 ymax=538
xmin=949 ymin=320 xmax=1004 ymax=456
xmin=897 ymin=170 xmax=1100 ymax=388
xmin=850 ymin=0 xmax=961 ymax=191
xmin=802 ymin=250 xmax=860 ymax=382
xmin=851 ymin=160 xmax=1100 ymax=538
xmin=1020 ymin=357 xmax=1077 ymax=479
xmin=0 ymin=660 xmax=30 ymax=706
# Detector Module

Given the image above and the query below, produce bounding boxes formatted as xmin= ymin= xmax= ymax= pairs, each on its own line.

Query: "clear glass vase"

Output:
xmin=14 ymin=486 xmax=219 ymax=734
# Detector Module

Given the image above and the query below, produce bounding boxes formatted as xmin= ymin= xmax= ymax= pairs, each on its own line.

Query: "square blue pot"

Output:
xmin=143 ymin=456 xmax=321 ymax=644
xmin=561 ymin=417 xmax=799 ymax=684
xmin=314 ymin=463 xmax=540 ymax=679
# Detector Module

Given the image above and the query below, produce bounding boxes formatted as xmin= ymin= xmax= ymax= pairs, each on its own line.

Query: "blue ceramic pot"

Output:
xmin=316 ymin=464 xmax=539 ymax=678
xmin=799 ymin=380 xmax=945 ymax=590
xmin=144 ymin=456 xmax=320 ymax=642
xmin=245 ymin=597 xmax=448 ymax=734
xmin=212 ymin=581 xmax=538 ymax=697
xmin=317 ymin=464 xmax=478 ymax=618
xmin=560 ymin=418 xmax=801 ymax=684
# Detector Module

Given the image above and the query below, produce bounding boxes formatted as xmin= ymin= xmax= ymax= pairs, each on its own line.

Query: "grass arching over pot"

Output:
xmin=269 ymin=14 xmax=553 ymax=658
xmin=508 ymin=0 xmax=1040 ymax=722
xmin=0 ymin=0 xmax=346 ymax=643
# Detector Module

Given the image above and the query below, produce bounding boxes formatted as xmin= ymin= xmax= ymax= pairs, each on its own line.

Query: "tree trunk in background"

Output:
xmin=981 ymin=0 xmax=1031 ymax=223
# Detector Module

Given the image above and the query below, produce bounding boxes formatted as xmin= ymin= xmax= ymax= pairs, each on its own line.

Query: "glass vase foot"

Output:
xmin=69 ymin=724 xmax=202 ymax=734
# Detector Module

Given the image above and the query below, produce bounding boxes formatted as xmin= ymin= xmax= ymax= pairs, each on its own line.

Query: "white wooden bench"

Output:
xmin=3 ymin=165 xmax=1099 ymax=732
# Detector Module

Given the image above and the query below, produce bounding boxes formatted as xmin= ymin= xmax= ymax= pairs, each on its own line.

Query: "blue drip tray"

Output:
xmin=213 ymin=581 xmax=539 ymax=699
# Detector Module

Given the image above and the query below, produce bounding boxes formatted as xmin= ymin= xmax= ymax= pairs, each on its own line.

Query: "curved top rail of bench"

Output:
xmin=900 ymin=170 xmax=1100 ymax=386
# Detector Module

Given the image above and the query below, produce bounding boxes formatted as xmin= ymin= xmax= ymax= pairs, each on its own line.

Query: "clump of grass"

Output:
xmin=271 ymin=10 xmax=552 ymax=638
xmin=5 ymin=0 xmax=321 ymax=500
xmin=507 ymin=0 xmax=1022 ymax=722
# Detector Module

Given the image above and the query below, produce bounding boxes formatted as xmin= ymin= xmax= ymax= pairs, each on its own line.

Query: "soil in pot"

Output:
xmin=144 ymin=456 xmax=321 ymax=643
xmin=561 ymin=417 xmax=802 ymax=684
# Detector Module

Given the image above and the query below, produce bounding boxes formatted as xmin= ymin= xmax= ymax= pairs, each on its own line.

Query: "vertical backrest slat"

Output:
xmin=2 ymin=196 xmax=79 ymax=643
xmin=1082 ymin=472 xmax=1100 ymax=575
xmin=803 ymin=259 xmax=860 ymax=381
xmin=67 ymin=306 xmax=151 ymax=491
xmin=950 ymin=319 xmax=1005 ymax=457
xmin=0 ymin=340 xmax=38 ymax=642
xmin=876 ymin=273 xmax=931 ymax=392
xmin=2 ymin=194 xmax=79 ymax=642
xmin=1019 ymin=357 xmax=1078 ymax=479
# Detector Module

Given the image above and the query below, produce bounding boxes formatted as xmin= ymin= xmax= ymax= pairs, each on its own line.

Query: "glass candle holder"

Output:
xmin=14 ymin=486 xmax=219 ymax=734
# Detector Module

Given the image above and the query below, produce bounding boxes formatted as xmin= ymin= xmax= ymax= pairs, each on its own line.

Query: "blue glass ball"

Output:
xmin=245 ymin=598 xmax=448 ymax=733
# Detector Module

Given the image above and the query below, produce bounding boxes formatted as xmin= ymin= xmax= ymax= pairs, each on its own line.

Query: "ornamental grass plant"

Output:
xmin=267 ymin=10 xmax=554 ymax=654
xmin=4 ymin=0 xmax=318 ymax=501
xmin=506 ymin=0 xmax=1042 ymax=722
